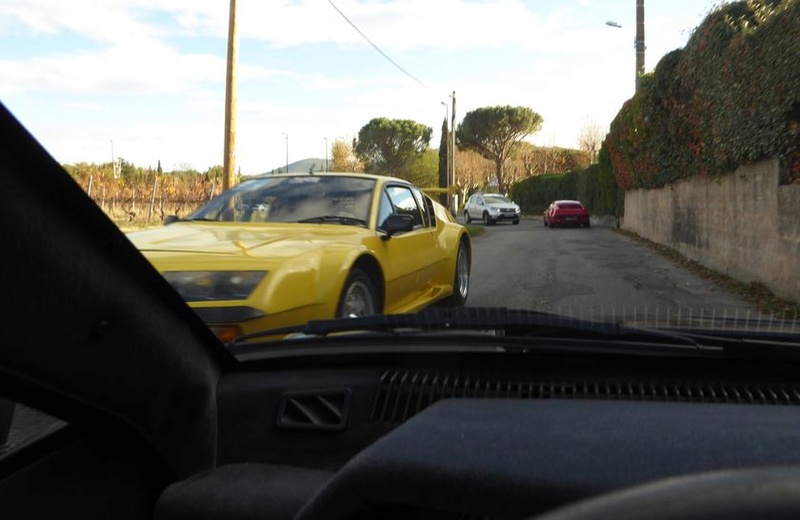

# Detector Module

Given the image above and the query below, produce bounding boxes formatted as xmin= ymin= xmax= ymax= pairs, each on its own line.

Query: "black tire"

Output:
xmin=544 ymin=219 xmax=548 ymax=227
xmin=443 ymin=241 xmax=470 ymax=306
xmin=336 ymin=268 xmax=378 ymax=318
xmin=464 ymin=210 xmax=471 ymax=224
xmin=483 ymin=212 xmax=495 ymax=226
xmin=512 ymin=219 xmax=520 ymax=225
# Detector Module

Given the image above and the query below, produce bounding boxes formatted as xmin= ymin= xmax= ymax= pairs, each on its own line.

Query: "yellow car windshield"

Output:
xmin=189 ymin=175 xmax=375 ymax=225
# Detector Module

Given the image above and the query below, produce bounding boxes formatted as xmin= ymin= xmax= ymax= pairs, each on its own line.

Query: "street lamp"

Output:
xmin=605 ymin=0 xmax=645 ymax=92
xmin=110 ymin=139 xmax=119 ymax=179
xmin=324 ymin=137 xmax=329 ymax=172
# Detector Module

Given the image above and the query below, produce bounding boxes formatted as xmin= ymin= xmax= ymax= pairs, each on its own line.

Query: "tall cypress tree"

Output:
xmin=437 ymin=117 xmax=448 ymax=206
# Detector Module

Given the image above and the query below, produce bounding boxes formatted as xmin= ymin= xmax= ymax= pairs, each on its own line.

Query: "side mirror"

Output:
xmin=380 ymin=213 xmax=415 ymax=240
xmin=163 ymin=215 xmax=181 ymax=226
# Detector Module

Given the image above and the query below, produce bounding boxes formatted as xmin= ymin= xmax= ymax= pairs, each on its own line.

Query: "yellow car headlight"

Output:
xmin=162 ymin=271 xmax=267 ymax=302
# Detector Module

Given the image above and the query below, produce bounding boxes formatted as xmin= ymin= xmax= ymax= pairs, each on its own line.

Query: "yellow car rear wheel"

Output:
xmin=442 ymin=241 xmax=470 ymax=307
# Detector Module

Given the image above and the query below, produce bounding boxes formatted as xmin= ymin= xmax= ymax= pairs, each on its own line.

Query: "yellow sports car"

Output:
xmin=127 ymin=173 xmax=471 ymax=342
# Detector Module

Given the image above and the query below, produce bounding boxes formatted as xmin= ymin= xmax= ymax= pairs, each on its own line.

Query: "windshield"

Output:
xmin=483 ymin=196 xmax=512 ymax=205
xmin=189 ymin=175 xmax=375 ymax=225
xmin=3 ymin=0 xmax=799 ymax=347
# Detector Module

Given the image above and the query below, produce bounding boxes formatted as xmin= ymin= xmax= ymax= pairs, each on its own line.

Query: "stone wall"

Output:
xmin=622 ymin=159 xmax=800 ymax=303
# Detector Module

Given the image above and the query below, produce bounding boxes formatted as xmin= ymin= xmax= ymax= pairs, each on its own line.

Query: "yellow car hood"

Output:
xmin=128 ymin=221 xmax=366 ymax=261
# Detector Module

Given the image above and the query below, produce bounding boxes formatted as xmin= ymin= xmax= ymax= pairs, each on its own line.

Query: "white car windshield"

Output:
xmin=483 ymin=196 xmax=512 ymax=205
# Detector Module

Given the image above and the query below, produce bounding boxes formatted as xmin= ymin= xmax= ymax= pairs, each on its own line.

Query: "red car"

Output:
xmin=543 ymin=200 xmax=590 ymax=228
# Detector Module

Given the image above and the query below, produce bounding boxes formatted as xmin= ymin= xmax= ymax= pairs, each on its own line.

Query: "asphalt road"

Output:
xmin=465 ymin=218 xmax=761 ymax=325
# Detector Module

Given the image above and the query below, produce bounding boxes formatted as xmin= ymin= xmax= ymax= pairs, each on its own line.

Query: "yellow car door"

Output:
xmin=376 ymin=184 xmax=441 ymax=312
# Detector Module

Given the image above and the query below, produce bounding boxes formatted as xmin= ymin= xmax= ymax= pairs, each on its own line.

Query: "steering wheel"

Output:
xmin=530 ymin=466 xmax=800 ymax=520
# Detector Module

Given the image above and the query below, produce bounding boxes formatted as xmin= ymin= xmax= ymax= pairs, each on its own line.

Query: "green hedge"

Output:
xmin=509 ymin=146 xmax=624 ymax=217
xmin=606 ymin=0 xmax=800 ymax=189
xmin=510 ymin=174 xmax=570 ymax=215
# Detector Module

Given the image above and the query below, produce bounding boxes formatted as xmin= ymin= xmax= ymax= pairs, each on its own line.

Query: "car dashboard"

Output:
xmin=184 ymin=347 xmax=800 ymax=520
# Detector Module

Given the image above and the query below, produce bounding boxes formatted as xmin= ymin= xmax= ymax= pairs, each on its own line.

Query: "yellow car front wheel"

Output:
xmin=337 ymin=268 xmax=378 ymax=318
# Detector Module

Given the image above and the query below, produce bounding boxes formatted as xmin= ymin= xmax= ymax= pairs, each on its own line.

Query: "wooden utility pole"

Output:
xmin=148 ymin=176 xmax=158 ymax=223
xmin=223 ymin=0 xmax=238 ymax=190
xmin=450 ymin=91 xmax=457 ymax=213
xmin=635 ymin=0 xmax=645 ymax=91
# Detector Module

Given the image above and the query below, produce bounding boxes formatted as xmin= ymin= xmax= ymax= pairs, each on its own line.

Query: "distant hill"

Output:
xmin=263 ymin=158 xmax=330 ymax=174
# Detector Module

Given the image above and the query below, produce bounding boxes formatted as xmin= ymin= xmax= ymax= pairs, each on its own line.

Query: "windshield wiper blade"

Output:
xmin=229 ymin=307 xmax=704 ymax=349
xmin=302 ymin=307 xmax=618 ymax=334
xmin=295 ymin=215 xmax=367 ymax=226
xmin=308 ymin=307 xmax=704 ymax=346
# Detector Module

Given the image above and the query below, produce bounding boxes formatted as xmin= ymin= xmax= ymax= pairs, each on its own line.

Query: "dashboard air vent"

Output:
xmin=277 ymin=388 xmax=351 ymax=431
xmin=369 ymin=369 xmax=800 ymax=423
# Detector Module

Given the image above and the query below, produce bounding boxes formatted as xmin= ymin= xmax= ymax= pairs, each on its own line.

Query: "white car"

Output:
xmin=464 ymin=193 xmax=521 ymax=226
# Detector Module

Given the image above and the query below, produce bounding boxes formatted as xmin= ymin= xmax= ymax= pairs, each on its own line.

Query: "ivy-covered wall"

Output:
xmin=605 ymin=0 xmax=800 ymax=190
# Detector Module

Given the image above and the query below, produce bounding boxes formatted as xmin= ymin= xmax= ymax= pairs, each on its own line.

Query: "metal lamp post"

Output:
xmin=605 ymin=0 xmax=645 ymax=92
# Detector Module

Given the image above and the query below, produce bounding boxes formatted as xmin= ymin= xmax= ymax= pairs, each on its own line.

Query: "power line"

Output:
xmin=327 ymin=0 xmax=431 ymax=90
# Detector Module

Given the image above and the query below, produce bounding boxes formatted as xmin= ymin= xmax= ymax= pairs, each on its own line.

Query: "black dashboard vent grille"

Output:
xmin=277 ymin=388 xmax=351 ymax=431
xmin=369 ymin=369 xmax=800 ymax=423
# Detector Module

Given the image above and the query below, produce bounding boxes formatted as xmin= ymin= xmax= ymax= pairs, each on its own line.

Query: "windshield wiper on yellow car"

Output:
xmin=295 ymin=215 xmax=367 ymax=226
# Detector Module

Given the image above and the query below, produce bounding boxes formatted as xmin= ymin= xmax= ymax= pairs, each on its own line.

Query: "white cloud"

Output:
xmin=0 ymin=0 xmax=160 ymax=45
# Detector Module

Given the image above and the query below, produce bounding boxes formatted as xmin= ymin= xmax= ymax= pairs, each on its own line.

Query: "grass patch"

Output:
xmin=465 ymin=224 xmax=486 ymax=237
xmin=116 ymin=221 xmax=161 ymax=233
xmin=614 ymin=228 xmax=800 ymax=320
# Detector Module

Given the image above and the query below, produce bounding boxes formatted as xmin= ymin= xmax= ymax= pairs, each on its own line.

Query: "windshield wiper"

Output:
xmin=229 ymin=307 xmax=711 ymax=349
xmin=228 ymin=308 xmax=800 ymax=360
xmin=295 ymin=215 xmax=367 ymax=227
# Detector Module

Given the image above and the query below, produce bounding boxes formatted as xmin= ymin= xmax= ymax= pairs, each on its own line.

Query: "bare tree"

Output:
xmin=331 ymin=138 xmax=364 ymax=172
xmin=578 ymin=119 xmax=606 ymax=163
xmin=454 ymin=150 xmax=493 ymax=202
xmin=509 ymin=142 xmax=591 ymax=177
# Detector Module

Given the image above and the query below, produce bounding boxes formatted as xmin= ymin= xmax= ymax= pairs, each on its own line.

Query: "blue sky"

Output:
xmin=1 ymin=0 xmax=719 ymax=174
